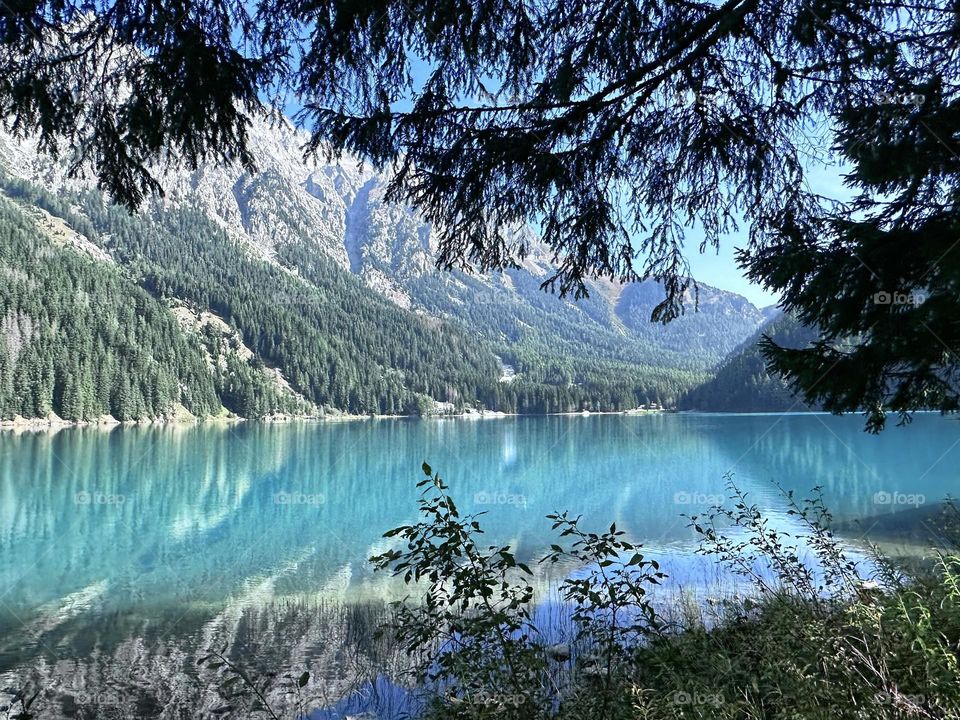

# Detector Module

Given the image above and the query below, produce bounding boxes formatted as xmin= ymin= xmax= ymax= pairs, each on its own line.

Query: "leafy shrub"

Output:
xmin=368 ymin=467 xmax=960 ymax=720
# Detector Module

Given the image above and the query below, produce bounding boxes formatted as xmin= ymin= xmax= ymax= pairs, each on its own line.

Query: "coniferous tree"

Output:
xmin=3 ymin=0 xmax=956 ymax=427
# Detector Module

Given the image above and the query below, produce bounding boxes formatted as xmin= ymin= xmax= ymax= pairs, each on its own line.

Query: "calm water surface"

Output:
xmin=1 ymin=413 xmax=958 ymax=672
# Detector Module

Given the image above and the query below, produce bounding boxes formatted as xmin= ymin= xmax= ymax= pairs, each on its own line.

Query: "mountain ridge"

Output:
xmin=0 ymin=117 xmax=771 ymax=421
xmin=678 ymin=312 xmax=820 ymax=412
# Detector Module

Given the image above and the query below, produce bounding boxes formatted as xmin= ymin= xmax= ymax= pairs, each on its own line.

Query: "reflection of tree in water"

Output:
xmin=709 ymin=415 xmax=959 ymax=525
xmin=0 ymin=416 xmax=720 ymax=617
xmin=833 ymin=501 xmax=960 ymax=549
xmin=1 ymin=600 xmax=415 ymax=720
xmin=2 ymin=598 xmax=588 ymax=719
xmin=3 ymin=415 xmax=959 ymax=715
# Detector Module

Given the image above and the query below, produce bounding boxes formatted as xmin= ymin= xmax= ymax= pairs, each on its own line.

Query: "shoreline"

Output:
xmin=0 ymin=406 xmax=671 ymax=433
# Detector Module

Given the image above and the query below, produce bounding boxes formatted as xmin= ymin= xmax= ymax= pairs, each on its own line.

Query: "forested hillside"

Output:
xmin=0 ymin=194 xmax=224 ymax=421
xmin=0 ymin=116 xmax=775 ymax=421
xmin=342 ymin=180 xmax=769 ymax=374
xmin=0 ymin=174 xmax=720 ymax=421
xmin=0 ymin=176 xmax=502 ymax=419
xmin=678 ymin=313 xmax=820 ymax=412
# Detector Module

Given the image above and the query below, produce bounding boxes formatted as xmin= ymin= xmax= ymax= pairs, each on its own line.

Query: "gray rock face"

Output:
xmin=0 ymin=115 xmax=767 ymax=372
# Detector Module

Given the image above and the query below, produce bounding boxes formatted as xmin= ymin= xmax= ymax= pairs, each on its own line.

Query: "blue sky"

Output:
xmin=687 ymin=238 xmax=776 ymax=307
xmin=686 ymin=163 xmax=850 ymax=307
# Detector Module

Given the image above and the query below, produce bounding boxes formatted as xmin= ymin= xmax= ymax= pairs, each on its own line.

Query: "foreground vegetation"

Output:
xmin=356 ymin=467 xmax=960 ymax=720
xmin=182 ymin=466 xmax=960 ymax=720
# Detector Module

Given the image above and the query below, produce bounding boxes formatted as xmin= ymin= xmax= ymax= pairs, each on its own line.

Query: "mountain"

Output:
xmin=0 ymin=118 xmax=770 ymax=421
xmin=677 ymin=312 xmax=820 ymax=412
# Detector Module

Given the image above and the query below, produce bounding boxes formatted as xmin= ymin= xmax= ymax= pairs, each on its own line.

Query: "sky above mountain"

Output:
xmin=687 ymin=162 xmax=851 ymax=307
xmin=687 ymin=239 xmax=775 ymax=307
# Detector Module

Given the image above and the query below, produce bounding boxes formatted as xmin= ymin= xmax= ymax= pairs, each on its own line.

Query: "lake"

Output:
xmin=1 ymin=412 xmax=958 ymax=712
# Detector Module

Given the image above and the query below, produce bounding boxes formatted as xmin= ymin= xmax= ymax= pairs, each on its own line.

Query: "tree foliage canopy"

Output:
xmin=1 ymin=0 xmax=958 ymax=428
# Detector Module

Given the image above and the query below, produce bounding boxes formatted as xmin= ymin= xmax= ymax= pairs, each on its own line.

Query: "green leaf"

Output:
xmin=422 ymin=462 xmax=432 ymax=476
xmin=298 ymin=671 xmax=309 ymax=687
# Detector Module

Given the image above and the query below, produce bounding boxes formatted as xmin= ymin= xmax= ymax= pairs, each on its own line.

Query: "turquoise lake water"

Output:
xmin=1 ymin=412 xmax=958 ymax=671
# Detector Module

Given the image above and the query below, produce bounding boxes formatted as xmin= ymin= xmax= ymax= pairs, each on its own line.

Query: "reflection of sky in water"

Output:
xmin=501 ymin=424 xmax=518 ymax=467
xmin=309 ymin=675 xmax=421 ymax=720
xmin=0 ymin=413 xmax=956 ymax=666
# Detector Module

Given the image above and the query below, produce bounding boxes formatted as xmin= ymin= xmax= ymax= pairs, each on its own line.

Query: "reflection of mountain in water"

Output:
xmin=2 ymin=413 xmax=959 ymax=698
xmin=0 ymin=600 xmax=416 ymax=720
xmin=833 ymin=501 xmax=960 ymax=548
xmin=703 ymin=413 xmax=959 ymax=524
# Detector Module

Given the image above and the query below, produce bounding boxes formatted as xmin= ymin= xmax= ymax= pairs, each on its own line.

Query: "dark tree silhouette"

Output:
xmin=1 ymin=0 xmax=957 ymax=428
